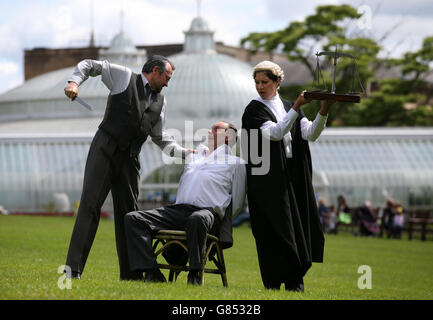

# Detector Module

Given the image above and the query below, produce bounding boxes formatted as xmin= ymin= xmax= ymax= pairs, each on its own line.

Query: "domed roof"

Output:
xmin=189 ymin=16 xmax=210 ymax=32
xmin=0 ymin=16 xmax=257 ymax=136
xmin=183 ymin=15 xmax=215 ymax=54
xmin=165 ymin=15 xmax=256 ymax=132
xmin=164 ymin=52 xmax=256 ymax=133
xmin=0 ymin=66 xmax=108 ymax=122
xmin=0 ymin=31 xmax=146 ymax=123
xmin=104 ymin=31 xmax=137 ymax=54
xmin=99 ymin=31 xmax=147 ymax=66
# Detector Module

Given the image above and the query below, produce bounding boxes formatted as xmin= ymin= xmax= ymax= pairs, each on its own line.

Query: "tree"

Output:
xmin=345 ymin=36 xmax=433 ymax=127
xmin=241 ymin=4 xmax=382 ymax=126
xmin=242 ymin=4 xmax=433 ymax=126
xmin=388 ymin=36 xmax=433 ymax=99
xmin=278 ymin=35 xmax=382 ymax=127
xmin=241 ymin=5 xmax=361 ymax=79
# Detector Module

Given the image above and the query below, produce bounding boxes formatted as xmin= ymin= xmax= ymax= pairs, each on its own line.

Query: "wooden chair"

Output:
xmin=152 ymin=230 xmax=228 ymax=287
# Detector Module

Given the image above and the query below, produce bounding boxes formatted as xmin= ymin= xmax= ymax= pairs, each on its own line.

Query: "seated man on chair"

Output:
xmin=124 ymin=121 xmax=246 ymax=285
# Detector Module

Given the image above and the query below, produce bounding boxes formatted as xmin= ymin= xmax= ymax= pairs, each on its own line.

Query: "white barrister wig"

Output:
xmin=253 ymin=60 xmax=285 ymax=81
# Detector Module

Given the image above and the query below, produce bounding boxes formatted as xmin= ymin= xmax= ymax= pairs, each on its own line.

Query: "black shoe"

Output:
xmin=120 ymin=271 xmax=144 ymax=281
xmin=187 ymin=270 xmax=202 ymax=286
xmin=144 ymin=268 xmax=166 ymax=283
xmin=65 ymin=271 xmax=81 ymax=279
xmin=264 ymin=282 xmax=281 ymax=290
xmin=285 ymin=279 xmax=304 ymax=292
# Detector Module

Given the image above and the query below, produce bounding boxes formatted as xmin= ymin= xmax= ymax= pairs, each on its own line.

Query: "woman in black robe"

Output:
xmin=241 ymin=60 xmax=334 ymax=291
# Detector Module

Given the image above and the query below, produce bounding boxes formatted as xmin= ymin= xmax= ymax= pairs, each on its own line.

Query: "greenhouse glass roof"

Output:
xmin=310 ymin=127 xmax=433 ymax=189
xmin=1 ymin=127 xmax=432 ymax=211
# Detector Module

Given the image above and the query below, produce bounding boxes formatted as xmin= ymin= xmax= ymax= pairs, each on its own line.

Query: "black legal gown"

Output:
xmin=241 ymin=98 xmax=324 ymax=288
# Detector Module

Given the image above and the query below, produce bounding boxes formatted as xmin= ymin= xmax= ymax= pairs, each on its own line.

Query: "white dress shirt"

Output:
xmin=68 ymin=59 xmax=186 ymax=157
xmin=175 ymin=144 xmax=247 ymax=220
xmin=256 ymin=94 xmax=328 ymax=158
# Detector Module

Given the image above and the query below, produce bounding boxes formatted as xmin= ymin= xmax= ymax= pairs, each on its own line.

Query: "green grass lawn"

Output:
xmin=0 ymin=215 xmax=432 ymax=300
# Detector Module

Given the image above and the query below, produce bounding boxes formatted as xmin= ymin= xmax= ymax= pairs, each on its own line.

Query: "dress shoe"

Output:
xmin=264 ymin=282 xmax=281 ymax=290
xmin=120 ymin=271 xmax=144 ymax=281
xmin=144 ymin=268 xmax=166 ymax=283
xmin=285 ymin=279 xmax=304 ymax=292
xmin=65 ymin=271 xmax=81 ymax=279
xmin=187 ymin=270 xmax=202 ymax=285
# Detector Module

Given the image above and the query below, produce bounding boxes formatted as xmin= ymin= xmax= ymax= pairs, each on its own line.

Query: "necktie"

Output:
xmin=145 ymin=83 xmax=152 ymax=105
xmin=145 ymin=83 xmax=157 ymax=104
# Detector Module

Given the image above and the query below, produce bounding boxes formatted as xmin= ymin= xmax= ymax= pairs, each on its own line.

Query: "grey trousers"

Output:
xmin=124 ymin=204 xmax=220 ymax=271
xmin=65 ymin=129 xmax=141 ymax=280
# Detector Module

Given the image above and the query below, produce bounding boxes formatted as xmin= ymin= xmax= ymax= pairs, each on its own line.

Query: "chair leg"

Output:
xmin=153 ymin=232 xmax=229 ymax=287
xmin=221 ymin=273 xmax=228 ymax=287
xmin=215 ymin=244 xmax=228 ymax=287
xmin=176 ymin=271 xmax=182 ymax=281
xmin=169 ymin=270 xmax=175 ymax=282
xmin=199 ymin=270 xmax=204 ymax=285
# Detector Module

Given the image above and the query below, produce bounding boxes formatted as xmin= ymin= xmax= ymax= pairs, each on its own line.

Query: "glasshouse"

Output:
xmin=0 ymin=15 xmax=432 ymax=214
xmin=0 ymin=15 xmax=257 ymax=213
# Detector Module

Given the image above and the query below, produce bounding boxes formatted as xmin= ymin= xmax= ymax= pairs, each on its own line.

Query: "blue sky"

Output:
xmin=1 ymin=0 xmax=433 ymax=95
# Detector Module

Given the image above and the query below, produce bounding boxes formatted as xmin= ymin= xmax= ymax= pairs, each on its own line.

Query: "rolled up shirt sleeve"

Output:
xmin=68 ymin=59 xmax=131 ymax=94
xmin=301 ymin=112 xmax=328 ymax=141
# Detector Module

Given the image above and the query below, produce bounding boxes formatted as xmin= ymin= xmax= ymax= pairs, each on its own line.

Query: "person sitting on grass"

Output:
xmin=123 ymin=121 xmax=246 ymax=285
xmin=391 ymin=204 xmax=404 ymax=239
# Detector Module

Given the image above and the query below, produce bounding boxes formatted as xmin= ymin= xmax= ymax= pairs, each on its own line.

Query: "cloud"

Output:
xmin=0 ymin=60 xmax=22 ymax=92
xmin=371 ymin=14 xmax=433 ymax=58
xmin=0 ymin=1 xmax=87 ymax=94
xmin=0 ymin=1 xmax=90 ymax=54
xmin=0 ymin=61 xmax=19 ymax=75
xmin=342 ymin=0 xmax=433 ymax=18
xmin=122 ymin=0 xmax=193 ymax=45
xmin=1 ymin=0 xmax=433 ymax=96
xmin=264 ymin=0 xmax=337 ymax=21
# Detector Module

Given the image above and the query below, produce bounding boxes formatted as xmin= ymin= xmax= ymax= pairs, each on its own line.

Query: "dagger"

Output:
xmin=74 ymin=96 xmax=93 ymax=111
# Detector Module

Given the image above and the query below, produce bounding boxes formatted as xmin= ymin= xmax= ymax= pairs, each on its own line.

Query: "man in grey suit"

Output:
xmin=64 ymin=55 xmax=193 ymax=280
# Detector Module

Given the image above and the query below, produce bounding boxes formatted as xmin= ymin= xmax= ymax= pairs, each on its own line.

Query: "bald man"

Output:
xmin=124 ymin=121 xmax=246 ymax=285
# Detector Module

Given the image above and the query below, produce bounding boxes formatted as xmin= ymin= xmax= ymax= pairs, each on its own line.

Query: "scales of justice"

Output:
xmin=304 ymin=47 xmax=365 ymax=103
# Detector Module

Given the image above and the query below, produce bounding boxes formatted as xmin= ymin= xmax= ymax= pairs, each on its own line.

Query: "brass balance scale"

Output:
xmin=304 ymin=47 xmax=365 ymax=103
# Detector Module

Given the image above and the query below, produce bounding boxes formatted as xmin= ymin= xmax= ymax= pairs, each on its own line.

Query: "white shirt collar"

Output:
xmin=141 ymin=73 xmax=157 ymax=104
xmin=141 ymin=73 xmax=149 ymax=87
xmin=256 ymin=93 xmax=280 ymax=103
xmin=188 ymin=144 xmax=234 ymax=164
xmin=210 ymin=144 xmax=232 ymax=156
xmin=256 ymin=93 xmax=286 ymax=122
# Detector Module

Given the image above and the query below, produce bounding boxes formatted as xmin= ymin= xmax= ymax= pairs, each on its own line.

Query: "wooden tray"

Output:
xmin=304 ymin=91 xmax=361 ymax=103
